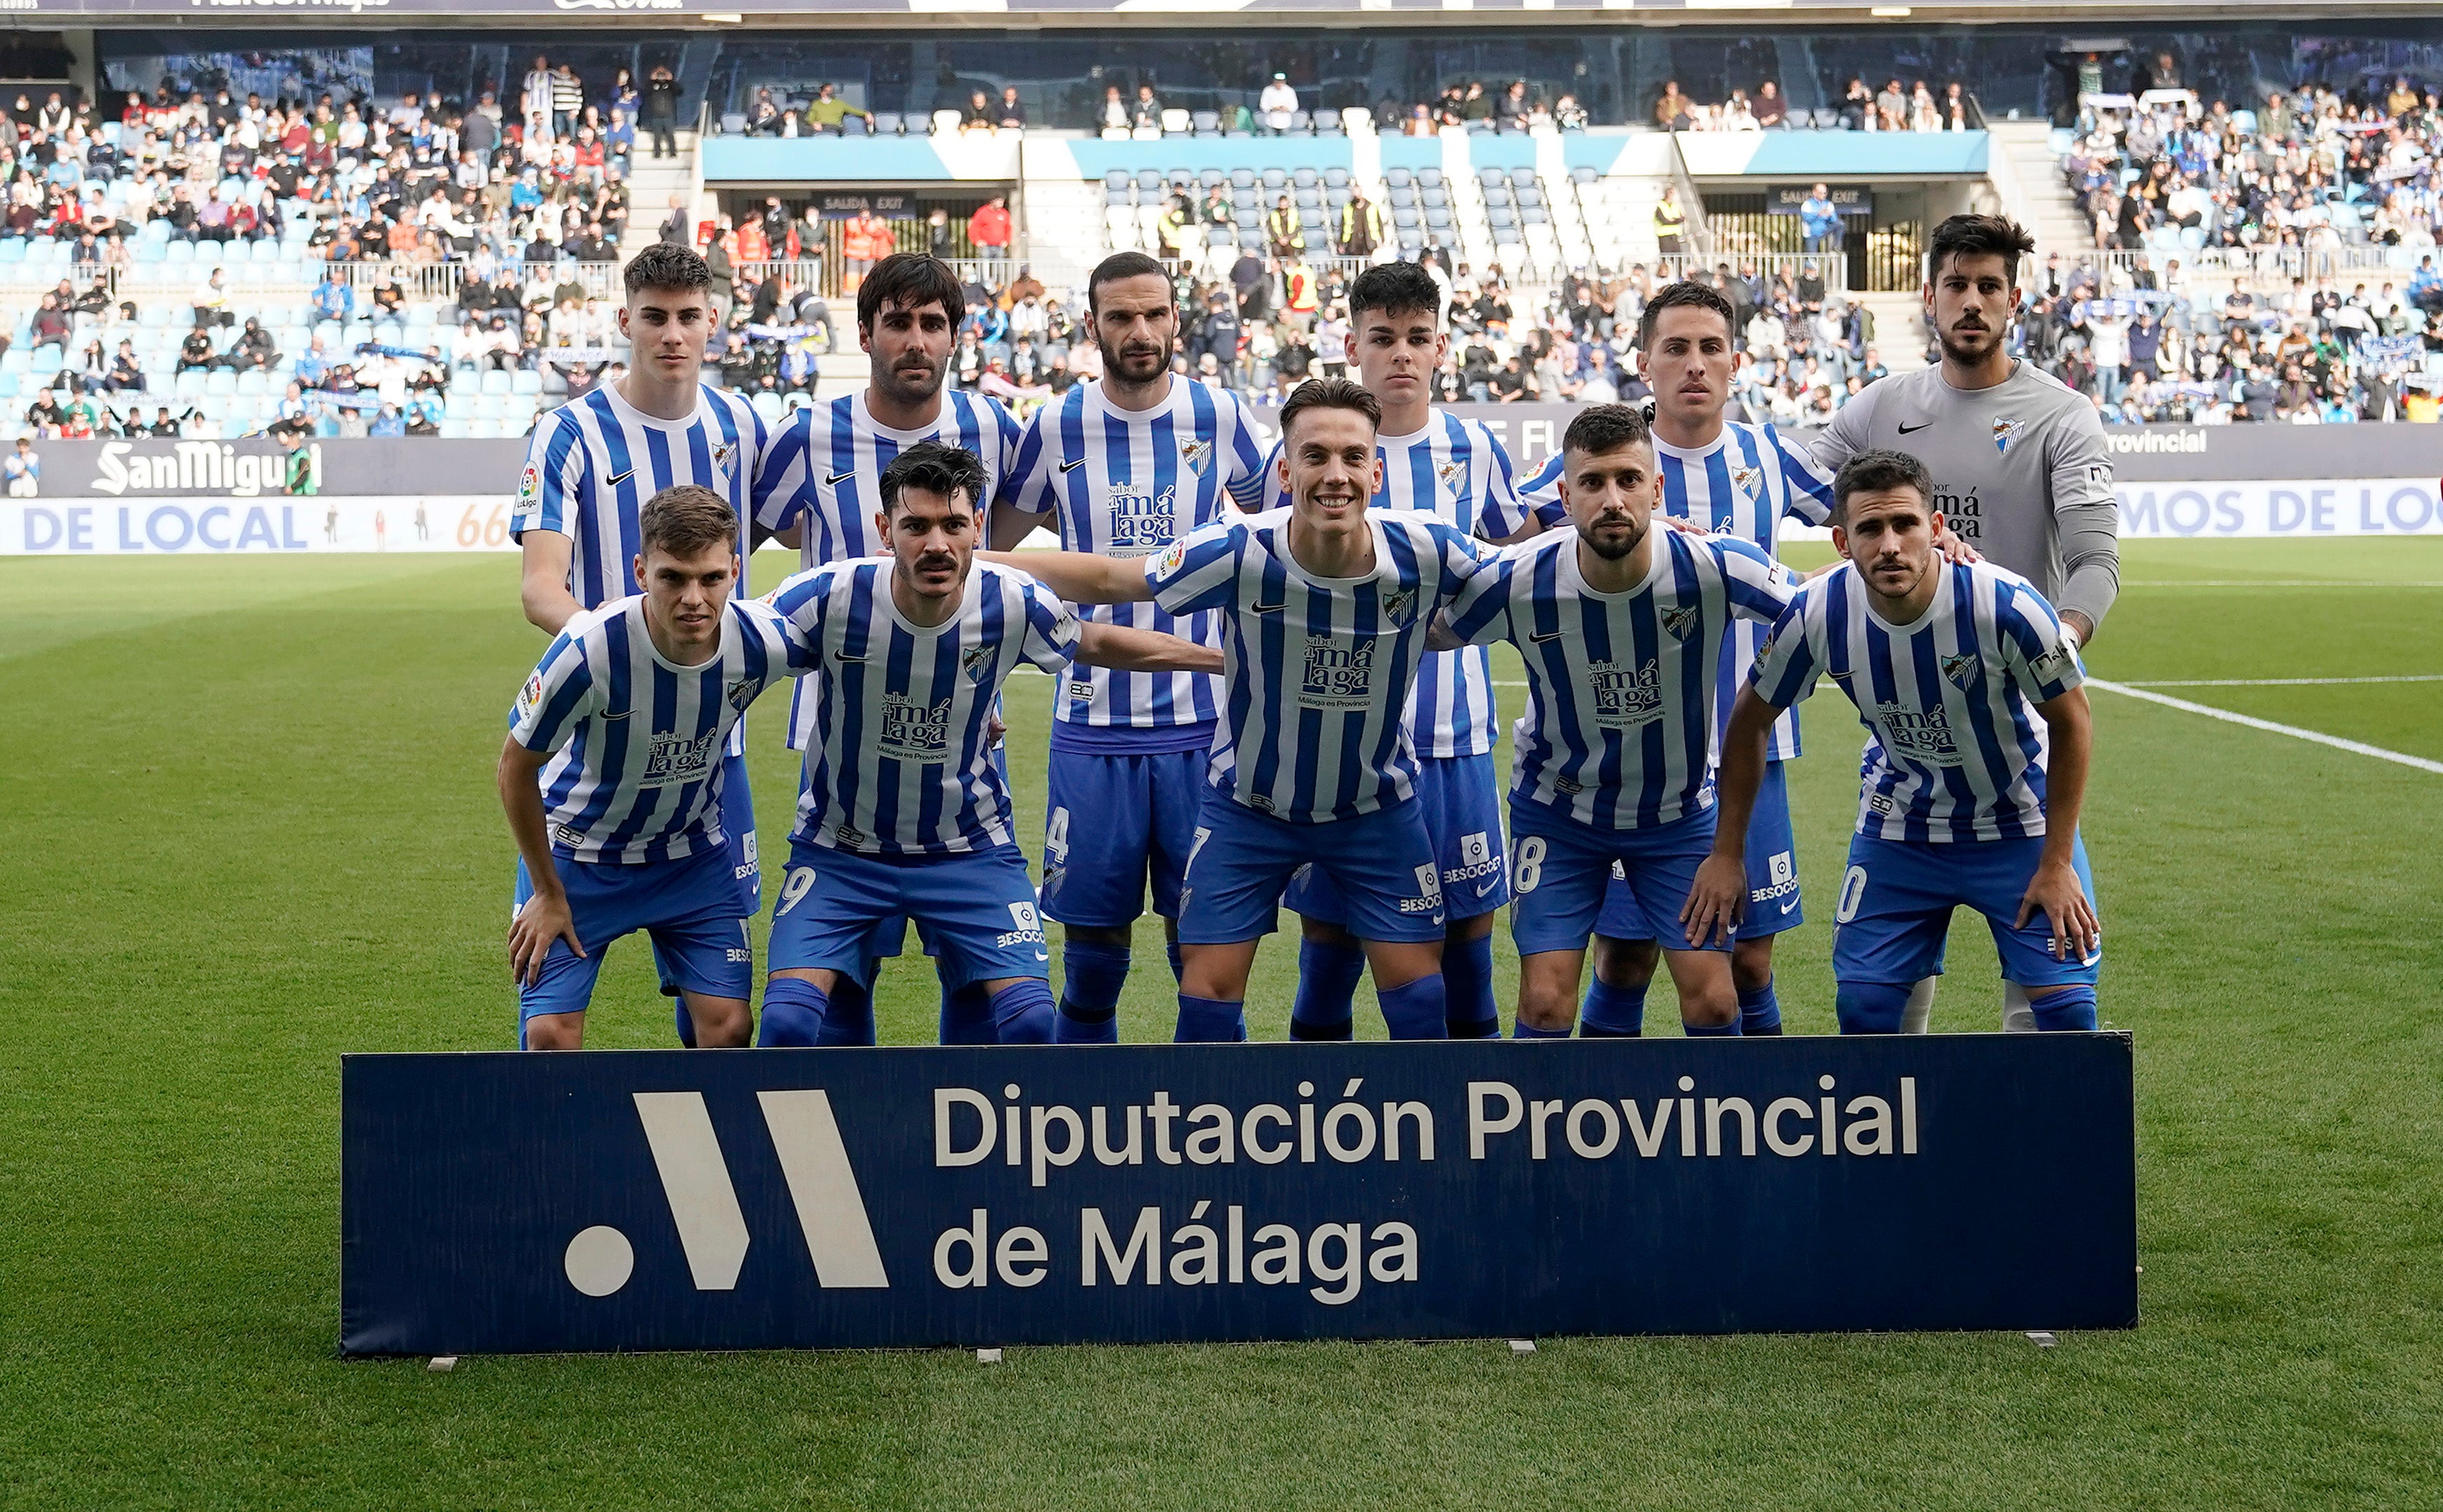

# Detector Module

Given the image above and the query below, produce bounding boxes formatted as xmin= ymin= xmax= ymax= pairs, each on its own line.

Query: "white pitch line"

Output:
xmin=2119 ymin=674 xmax=2443 ymax=688
xmin=2086 ymin=678 xmax=2443 ymax=775
xmin=2123 ymin=580 xmax=2443 ymax=588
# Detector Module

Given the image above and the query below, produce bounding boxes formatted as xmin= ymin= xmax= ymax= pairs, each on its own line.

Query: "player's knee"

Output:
xmin=522 ymin=1012 xmax=583 ymax=1051
xmin=987 ymin=978 xmax=1057 ymax=1045
xmin=1515 ymin=979 xmax=1576 ymax=1034
xmin=687 ymin=995 xmax=753 ymax=1047
xmin=1299 ymin=916 xmax=1360 ymax=949
xmin=1730 ymin=938 xmax=1776 ymax=995
xmin=2025 ymin=983 xmax=2098 ymax=1033
xmin=1836 ymin=980 xmax=1914 ymax=1035
xmin=1591 ymin=934 xmax=1660 ymax=989
xmin=758 ymin=975 xmax=832 ymax=1049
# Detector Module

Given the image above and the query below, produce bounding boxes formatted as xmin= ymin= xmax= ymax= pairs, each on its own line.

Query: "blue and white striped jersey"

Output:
xmin=513 ymin=383 xmax=766 ymax=609
xmin=1750 ymin=560 xmax=2086 ymax=843
xmin=1518 ymin=421 xmax=1835 ymax=762
xmin=767 ymin=558 xmax=1081 ymax=857
xmin=509 ymin=595 xmax=806 ymax=864
xmin=1008 ymin=377 xmax=1268 ymax=752
xmin=1447 ymin=530 xmax=1799 ymax=829
xmin=1146 ymin=507 xmax=1497 ymax=823
xmin=1259 ymin=408 xmax=1523 ymax=759
xmin=751 ymin=388 xmax=1024 ymax=750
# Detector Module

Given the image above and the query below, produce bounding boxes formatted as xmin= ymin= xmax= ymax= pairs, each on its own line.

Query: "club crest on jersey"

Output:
xmin=710 ymin=440 xmax=737 ymax=474
xmin=1179 ymin=438 xmax=1215 ymax=477
xmin=961 ymin=641 xmax=996 ymax=683
xmin=1660 ymin=604 xmax=1699 ymax=640
xmin=1436 ymin=458 xmax=1468 ymax=495
xmin=1992 ymin=419 xmax=2025 ymax=455
xmin=1940 ymin=651 xmax=1981 ymax=690
xmin=1730 ymin=464 xmax=1761 ymax=500
xmin=726 ymin=676 xmax=760 ymax=711
xmin=1379 ymin=588 xmax=1417 ymax=627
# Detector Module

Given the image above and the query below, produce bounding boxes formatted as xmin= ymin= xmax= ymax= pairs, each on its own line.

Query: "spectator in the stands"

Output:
xmin=1131 ymin=84 xmax=1163 ymax=131
xmin=1755 ymin=80 xmax=1788 ymax=128
xmin=962 ymin=90 xmax=995 ymax=134
xmin=1260 ymin=73 xmax=1298 ymax=134
xmin=1100 ymin=86 xmax=1129 ymax=132
xmin=997 ymin=87 xmax=1027 ymax=130
xmin=968 ymin=194 xmax=1013 ymax=259
xmin=1654 ymin=80 xmax=1690 ymax=131
xmin=805 ymin=83 xmax=871 ymax=135
xmin=645 ymin=65 xmax=681 ymax=159
xmin=841 ymin=205 xmax=891 ymax=289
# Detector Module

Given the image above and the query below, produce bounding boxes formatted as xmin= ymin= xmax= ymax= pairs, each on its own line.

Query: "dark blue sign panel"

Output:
xmin=340 ymin=1037 xmax=2136 ymax=1355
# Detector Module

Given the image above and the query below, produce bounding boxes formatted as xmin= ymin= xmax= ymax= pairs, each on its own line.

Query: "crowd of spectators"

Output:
xmin=2061 ymin=73 xmax=2443 ymax=257
xmin=1647 ymin=75 xmax=1985 ymax=133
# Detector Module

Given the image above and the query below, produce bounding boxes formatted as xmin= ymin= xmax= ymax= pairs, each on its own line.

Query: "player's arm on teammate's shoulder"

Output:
xmin=987 ymin=497 xmax=1050 ymax=551
xmin=2048 ymin=411 xmax=2121 ymax=647
xmin=497 ymin=739 xmax=582 ymax=986
xmin=977 ymin=548 xmax=1154 ymax=604
xmin=519 ymin=530 xmax=583 ymax=634
xmin=1074 ymin=623 xmax=1223 ymax=675
xmin=1682 ymin=685 xmax=1782 ymax=946
xmin=2019 ymin=685 xmax=2099 ymax=961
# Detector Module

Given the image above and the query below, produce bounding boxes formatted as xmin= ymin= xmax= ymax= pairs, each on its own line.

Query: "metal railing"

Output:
xmin=1632 ymin=253 xmax=1850 ymax=294
xmin=2050 ymin=245 xmax=2424 ymax=282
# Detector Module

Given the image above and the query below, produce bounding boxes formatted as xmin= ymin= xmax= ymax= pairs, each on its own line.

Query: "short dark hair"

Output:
xmin=1831 ymin=449 xmax=1934 ymax=523
xmin=1562 ymin=402 xmax=1653 ymax=460
xmin=638 ymin=484 xmax=738 ymax=559
xmin=1638 ymin=279 xmax=1737 ymax=349
xmin=1925 ymin=213 xmax=2036 ymax=287
xmin=1349 ymin=262 xmax=1443 ymax=326
xmin=1087 ymin=251 xmax=1171 ymax=314
xmin=879 ymin=441 xmax=987 ymax=516
xmin=856 ymin=251 xmax=964 ymax=332
xmin=621 ymin=242 xmax=709 ymax=298
xmin=1277 ymin=376 xmax=1382 ymax=443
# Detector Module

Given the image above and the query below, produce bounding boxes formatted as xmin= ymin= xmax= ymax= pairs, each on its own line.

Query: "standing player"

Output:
xmin=759 ymin=443 xmax=1219 ymax=1047
xmin=1440 ymin=405 xmax=1801 ymax=1036
xmin=989 ymin=251 xmax=1268 ymax=1043
xmin=501 ymin=486 xmax=807 ymax=1050
xmin=1809 ymin=214 xmax=2118 ymax=1033
xmin=1261 ymin=261 xmax=1530 ymax=1042
xmin=1515 ymin=281 xmax=1837 ymax=1038
xmin=753 ymin=251 xmax=1024 ymax=1041
xmin=990 ymin=379 xmax=1497 ymax=1043
xmin=512 ymin=243 xmax=766 ymax=1047
xmin=1685 ymin=451 xmax=2101 ymax=1033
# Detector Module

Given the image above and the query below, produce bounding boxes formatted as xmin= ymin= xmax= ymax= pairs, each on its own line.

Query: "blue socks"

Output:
xmin=1836 ymin=980 xmax=1913 ymax=1034
xmin=1738 ymin=977 xmax=1784 ymax=1035
xmin=757 ymin=977 xmax=830 ymax=1047
xmin=1377 ymin=975 xmax=1450 ymax=1040
xmin=1057 ymin=940 xmax=1130 ymax=1044
xmin=1175 ymin=993 xmax=1247 ymax=1042
xmin=1581 ymin=978 xmax=1648 ymax=1038
xmin=940 ymin=980 xmax=999 ymax=1046
xmin=989 ymin=979 xmax=1057 ymax=1044
xmin=1512 ymin=1019 xmax=1572 ymax=1038
xmin=1442 ymin=934 xmax=1500 ymax=1038
xmin=1290 ymin=938 xmax=1365 ymax=1041
xmin=1683 ymin=1016 xmax=1744 ymax=1038
xmin=2028 ymin=984 xmax=2098 ymax=1032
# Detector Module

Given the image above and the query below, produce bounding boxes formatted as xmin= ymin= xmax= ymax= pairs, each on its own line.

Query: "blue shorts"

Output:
xmin=1040 ymin=744 xmax=1210 ymax=928
xmin=1286 ymin=751 xmax=1509 ymax=926
xmin=1597 ymin=759 xmax=1801 ymax=940
xmin=767 ymin=839 xmax=1050 ymax=991
xmin=1510 ymin=800 xmax=1729 ymax=957
xmin=516 ymin=844 xmax=752 ymax=1026
xmin=1831 ymin=831 xmax=2102 ymax=987
xmin=1179 ymin=784 xmax=1446 ymax=945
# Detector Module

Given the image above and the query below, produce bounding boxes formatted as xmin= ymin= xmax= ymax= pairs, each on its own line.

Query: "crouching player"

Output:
xmin=990 ymin=379 xmax=1499 ymax=1042
xmin=760 ymin=442 xmax=1219 ymax=1047
xmin=500 ymin=486 xmax=810 ymax=1050
xmin=1684 ymin=450 xmax=2102 ymax=1031
xmin=1438 ymin=405 xmax=1800 ymax=1037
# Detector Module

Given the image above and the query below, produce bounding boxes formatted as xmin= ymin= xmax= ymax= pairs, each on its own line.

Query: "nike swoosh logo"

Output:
xmin=1252 ymin=602 xmax=1284 ymax=613
xmin=1779 ymin=897 xmax=1799 ymax=915
xmin=1474 ymin=878 xmax=1500 ymax=897
xmin=1527 ymin=628 xmax=1565 ymax=644
xmin=825 ymin=470 xmax=856 ymax=488
xmin=605 ymin=468 xmax=635 ymax=488
xmin=1034 ymin=950 xmax=1050 ymax=961
xmin=601 ymin=708 xmax=630 ymax=720
xmin=1059 ymin=458 xmax=1088 ymax=474
xmin=1896 ymin=421 xmax=1931 ymax=435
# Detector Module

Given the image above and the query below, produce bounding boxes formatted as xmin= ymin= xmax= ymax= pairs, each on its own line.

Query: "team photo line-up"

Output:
xmin=500 ymin=217 xmax=2116 ymax=1049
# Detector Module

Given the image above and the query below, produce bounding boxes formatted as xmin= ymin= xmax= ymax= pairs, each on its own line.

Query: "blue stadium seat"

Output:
xmin=1323 ymin=168 xmax=1349 ymax=189
xmin=1192 ymin=111 xmax=1221 ymax=136
xmin=1289 ymin=111 xmax=1312 ymax=133
xmin=842 ymin=115 xmax=868 ymax=137
xmin=873 ymin=112 xmax=903 ymax=135
xmin=1418 ymin=168 xmax=1442 ymax=189
xmin=1198 ymin=169 xmax=1225 ymax=189
xmin=1260 ymin=169 xmax=1287 ymax=191
xmin=481 ymin=370 xmax=512 ymax=396
xmin=1104 ymin=170 xmax=1131 ymax=191
xmin=1229 ymin=168 xmax=1254 ymax=189
xmin=512 ymin=370 xmax=542 ymax=395
xmin=1291 ymin=168 xmax=1319 ymax=189
xmin=721 ymin=112 xmax=748 ymax=134
xmin=1313 ymin=113 xmax=1343 ymax=136
xmin=1136 ymin=170 xmax=1163 ymax=191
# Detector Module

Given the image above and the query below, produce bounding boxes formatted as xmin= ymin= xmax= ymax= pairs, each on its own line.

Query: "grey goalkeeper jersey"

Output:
xmin=1810 ymin=361 xmax=2121 ymax=632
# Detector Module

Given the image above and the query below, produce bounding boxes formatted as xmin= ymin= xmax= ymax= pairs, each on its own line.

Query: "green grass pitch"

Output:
xmin=2 ymin=539 xmax=2438 ymax=1509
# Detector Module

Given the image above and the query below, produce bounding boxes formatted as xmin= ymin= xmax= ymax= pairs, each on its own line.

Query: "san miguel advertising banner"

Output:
xmin=340 ymin=1036 xmax=2137 ymax=1356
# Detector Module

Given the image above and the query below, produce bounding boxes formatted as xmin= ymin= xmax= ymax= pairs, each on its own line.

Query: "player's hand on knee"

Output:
xmin=1680 ymin=855 xmax=1746 ymax=949
xmin=509 ymin=892 xmax=585 ymax=986
xmin=2015 ymin=860 xmax=2097 ymax=962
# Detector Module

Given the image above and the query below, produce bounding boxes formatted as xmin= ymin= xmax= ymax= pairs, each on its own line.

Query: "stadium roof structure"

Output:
xmin=26 ymin=0 xmax=2440 ymax=27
